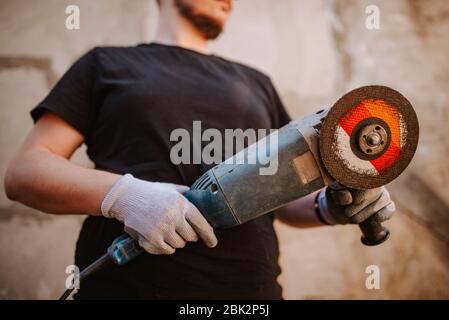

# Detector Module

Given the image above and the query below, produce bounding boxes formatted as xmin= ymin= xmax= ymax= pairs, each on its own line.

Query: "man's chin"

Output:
xmin=174 ymin=0 xmax=225 ymax=40
xmin=195 ymin=16 xmax=223 ymax=39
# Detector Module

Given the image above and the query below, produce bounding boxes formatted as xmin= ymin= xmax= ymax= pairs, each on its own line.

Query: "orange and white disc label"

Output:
xmin=333 ymin=99 xmax=406 ymax=176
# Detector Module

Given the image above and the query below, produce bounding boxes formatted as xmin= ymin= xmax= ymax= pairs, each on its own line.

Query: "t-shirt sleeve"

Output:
xmin=266 ymin=78 xmax=291 ymax=130
xmin=30 ymin=48 xmax=100 ymax=138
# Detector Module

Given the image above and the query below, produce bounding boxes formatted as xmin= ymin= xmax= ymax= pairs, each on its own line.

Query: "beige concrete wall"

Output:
xmin=0 ymin=0 xmax=448 ymax=299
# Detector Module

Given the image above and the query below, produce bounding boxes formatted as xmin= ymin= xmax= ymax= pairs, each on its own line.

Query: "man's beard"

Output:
xmin=174 ymin=0 xmax=224 ymax=40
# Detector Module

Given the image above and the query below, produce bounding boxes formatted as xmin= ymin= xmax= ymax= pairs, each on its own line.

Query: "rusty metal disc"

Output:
xmin=320 ymin=85 xmax=419 ymax=189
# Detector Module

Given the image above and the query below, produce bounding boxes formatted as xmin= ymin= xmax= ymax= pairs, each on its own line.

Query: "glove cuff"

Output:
xmin=317 ymin=188 xmax=338 ymax=225
xmin=101 ymin=173 xmax=134 ymax=218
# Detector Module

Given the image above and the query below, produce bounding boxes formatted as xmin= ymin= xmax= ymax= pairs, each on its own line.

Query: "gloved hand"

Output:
xmin=317 ymin=184 xmax=395 ymax=225
xmin=101 ymin=174 xmax=217 ymax=254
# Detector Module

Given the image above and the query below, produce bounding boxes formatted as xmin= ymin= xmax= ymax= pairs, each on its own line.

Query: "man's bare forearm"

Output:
xmin=276 ymin=190 xmax=325 ymax=228
xmin=5 ymin=149 xmax=120 ymax=215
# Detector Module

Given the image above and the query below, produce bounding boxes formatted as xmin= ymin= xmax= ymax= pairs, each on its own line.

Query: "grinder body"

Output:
xmin=184 ymin=110 xmax=331 ymax=228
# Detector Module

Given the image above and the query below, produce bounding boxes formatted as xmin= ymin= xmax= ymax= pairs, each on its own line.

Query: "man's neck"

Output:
xmin=153 ymin=6 xmax=210 ymax=55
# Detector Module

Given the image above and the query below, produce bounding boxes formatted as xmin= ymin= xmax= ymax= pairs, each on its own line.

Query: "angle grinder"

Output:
xmin=59 ymin=85 xmax=419 ymax=299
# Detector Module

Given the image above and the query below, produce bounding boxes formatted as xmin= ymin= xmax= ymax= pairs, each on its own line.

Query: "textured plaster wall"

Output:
xmin=0 ymin=0 xmax=448 ymax=299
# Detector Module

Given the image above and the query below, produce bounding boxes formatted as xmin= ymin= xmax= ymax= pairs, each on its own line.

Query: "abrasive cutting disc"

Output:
xmin=320 ymin=85 xmax=419 ymax=189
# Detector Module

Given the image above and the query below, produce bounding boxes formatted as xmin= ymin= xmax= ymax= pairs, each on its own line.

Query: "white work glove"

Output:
xmin=101 ymin=174 xmax=217 ymax=254
xmin=317 ymin=185 xmax=396 ymax=225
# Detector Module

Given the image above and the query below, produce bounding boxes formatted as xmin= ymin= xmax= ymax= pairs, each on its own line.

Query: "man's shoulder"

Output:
xmin=217 ymin=56 xmax=272 ymax=83
xmin=76 ymin=45 xmax=158 ymax=71
xmin=87 ymin=44 xmax=146 ymax=58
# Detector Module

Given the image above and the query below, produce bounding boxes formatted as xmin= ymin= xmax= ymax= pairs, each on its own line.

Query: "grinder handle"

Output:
xmin=359 ymin=215 xmax=390 ymax=246
xmin=329 ymin=182 xmax=390 ymax=246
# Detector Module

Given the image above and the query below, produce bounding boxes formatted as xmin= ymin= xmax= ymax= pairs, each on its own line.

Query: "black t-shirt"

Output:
xmin=31 ymin=43 xmax=291 ymax=299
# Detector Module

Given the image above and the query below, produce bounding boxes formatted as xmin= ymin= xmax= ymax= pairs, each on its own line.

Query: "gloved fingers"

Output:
xmin=138 ymin=237 xmax=176 ymax=255
xmin=160 ymin=182 xmax=190 ymax=194
xmin=343 ymin=187 xmax=387 ymax=218
xmin=124 ymin=225 xmax=140 ymax=240
xmin=176 ymin=221 xmax=199 ymax=242
xmin=328 ymin=181 xmax=346 ymax=191
xmin=184 ymin=201 xmax=218 ymax=248
xmin=373 ymin=201 xmax=396 ymax=222
xmin=164 ymin=231 xmax=187 ymax=249
xmin=328 ymin=188 xmax=353 ymax=206
xmin=351 ymin=187 xmax=383 ymax=205
xmin=125 ymin=226 xmax=177 ymax=255
xmin=350 ymin=189 xmax=393 ymax=224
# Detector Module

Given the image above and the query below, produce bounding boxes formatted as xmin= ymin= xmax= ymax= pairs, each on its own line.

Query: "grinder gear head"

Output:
xmin=320 ymin=85 xmax=419 ymax=189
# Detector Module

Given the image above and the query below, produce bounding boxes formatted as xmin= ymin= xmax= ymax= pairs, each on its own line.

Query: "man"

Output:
xmin=4 ymin=0 xmax=395 ymax=299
